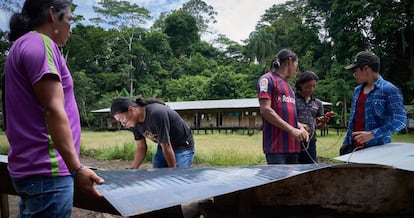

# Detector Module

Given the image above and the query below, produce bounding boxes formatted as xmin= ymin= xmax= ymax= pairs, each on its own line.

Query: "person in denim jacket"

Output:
xmin=340 ymin=51 xmax=407 ymax=155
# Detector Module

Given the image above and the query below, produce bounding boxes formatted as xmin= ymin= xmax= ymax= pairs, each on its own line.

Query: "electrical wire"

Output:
xmin=301 ymin=120 xmax=318 ymax=164
xmin=301 ymin=117 xmax=345 ymax=164
xmin=346 ymin=146 xmax=363 ymax=164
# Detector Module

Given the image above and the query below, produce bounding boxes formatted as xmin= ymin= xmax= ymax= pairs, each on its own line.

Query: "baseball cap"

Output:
xmin=344 ymin=51 xmax=380 ymax=70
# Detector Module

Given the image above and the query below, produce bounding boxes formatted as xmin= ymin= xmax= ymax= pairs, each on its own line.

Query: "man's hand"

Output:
xmin=352 ymin=131 xmax=374 ymax=146
xmin=292 ymin=128 xmax=309 ymax=142
xmin=75 ymin=167 xmax=105 ymax=197
xmin=298 ymin=122 xmax=310 ymax=132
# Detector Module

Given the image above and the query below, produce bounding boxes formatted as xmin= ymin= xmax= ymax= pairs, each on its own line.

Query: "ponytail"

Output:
xmin=8 ymin=13 xmax=30 ymax=42
xmin=135 ymin=96 xmax=165 ymax=106
xmin=270 ymin=48 xmax=298 ymax=70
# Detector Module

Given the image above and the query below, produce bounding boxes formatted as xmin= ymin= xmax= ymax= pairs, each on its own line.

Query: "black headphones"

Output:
xmin=272 ymin=58 xmax=281 ymax=68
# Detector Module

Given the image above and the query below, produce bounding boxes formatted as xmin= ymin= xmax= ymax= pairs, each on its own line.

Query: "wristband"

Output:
xmin=71 ymin=164 xmax=85 ymax=178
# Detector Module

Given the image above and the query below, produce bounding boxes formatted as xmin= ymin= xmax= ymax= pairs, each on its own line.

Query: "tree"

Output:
xmin=164 ymin=11 xmax=200 ymax=57
xmin=142 ymin=31 xmax=173 ymax=58
xmin=164 ymin=75 xmax=208 ymax=101
xmin=90 ymin=0 xmax=150 ymax=28
xmin=257 ymin=0 xmax=325 ymax=71
xmin=308 ymin=0 xmax=414 ymax=103
xmin=152 ymin=0 xmax=217 ymax=36
xmin=72 ymin=71 xmax=98 ymax=129
xmin=0 ymin=0 xmax=20 ymax=13
xmin=246 ymin=26 xmax=276 ymax=68
xmin=213 ymin=34 xmax=245 ymax=63
xmin=90 ymin=0 xmax=151 ymax=97
xmin=206 ymin=66 xmax=241 ymax=100
xmin=179 ymin=0 xmax=217 ymax=34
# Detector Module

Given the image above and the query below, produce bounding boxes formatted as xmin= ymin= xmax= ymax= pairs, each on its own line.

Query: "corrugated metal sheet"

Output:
xmin=0 ymin=155 xmax=7 ymax=163
xmin=335 ymin=142 xmax=414 ymax=171
xmin=95 ymin=164 xmax=330 ymax=217
xmin=167 ymin=98 xmax=260 ymax=110
xmin=91 ymin=98 xmax=333 ymax=113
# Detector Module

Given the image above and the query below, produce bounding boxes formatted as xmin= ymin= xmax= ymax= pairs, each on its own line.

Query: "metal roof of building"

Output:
xmin=91 ymin=98 xmax=333 ymax=113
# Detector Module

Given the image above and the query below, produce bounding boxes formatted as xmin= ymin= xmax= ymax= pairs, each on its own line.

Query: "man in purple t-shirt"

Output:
xmin=257 ymin=49 xmax=309 ymax=164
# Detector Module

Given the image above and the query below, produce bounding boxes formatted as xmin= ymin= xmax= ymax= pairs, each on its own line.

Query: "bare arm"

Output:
xmin=259 ymin=98 xmax=308 ymax=142
xmin=130 ymin=139 xmax=148 ymax=169
xmin=33 ymin=75 xmax=103 ymax=197
xmin=159 ymin=141 xmax=176 ymax=168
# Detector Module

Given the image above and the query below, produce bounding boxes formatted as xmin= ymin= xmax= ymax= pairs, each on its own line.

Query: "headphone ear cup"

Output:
xmin=273 ymin=60 xmax=280 ymax=68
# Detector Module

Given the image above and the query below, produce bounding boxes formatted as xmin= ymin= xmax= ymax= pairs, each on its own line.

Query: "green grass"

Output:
xmin=0 ymin=130 xmax=413 ymax=166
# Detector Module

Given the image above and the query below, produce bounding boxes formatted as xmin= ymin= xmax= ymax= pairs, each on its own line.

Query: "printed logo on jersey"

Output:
xmin=277 ymin=95 xmax=296 ymax=104
xmin=259 ymin=78 xmax=268 ymax=92
xmin=312 ymin=102 xmax=319 ymax=110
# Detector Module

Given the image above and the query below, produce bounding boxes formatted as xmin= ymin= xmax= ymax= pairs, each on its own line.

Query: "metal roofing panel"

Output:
xmin=95 ymin=164 xmax=330 ymax=217
xmin=335 ymin=142 xmax=414 ymax=171
xmin=0 ymin=155 xmax=7 ymax=163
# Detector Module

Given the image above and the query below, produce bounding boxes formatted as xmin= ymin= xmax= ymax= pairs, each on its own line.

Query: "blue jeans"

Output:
xmin=11 ymin=175 xmax=74 ymax=218
xmin=265 ymin=153 xmax=299 ymax=164
xmin=153 ymin=146 xmax=195 ymax=168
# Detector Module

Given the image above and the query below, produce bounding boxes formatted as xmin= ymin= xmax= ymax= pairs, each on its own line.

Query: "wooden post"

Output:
xmin=0 ymin=194 xmax=9 ymax=218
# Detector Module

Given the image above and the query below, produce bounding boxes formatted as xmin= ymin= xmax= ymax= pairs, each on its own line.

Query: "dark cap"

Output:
xmin=344 ymin=51 xmax=380 ymax=70
xmin=110 ymin=97 xmax=136 ymax=116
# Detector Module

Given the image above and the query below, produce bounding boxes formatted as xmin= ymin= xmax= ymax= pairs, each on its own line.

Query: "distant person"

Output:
xmin=257 ymin=48 xmax=309 ymax=164
xmin=340 ymin=51 xmax=407 ymax=155
xmin=110 ymin=97 xmax=195 ymax=168
xmin=3 ymin=0 xmax=104 ymax=217
xmin=295 ymin=71 xmax=330 ymax=163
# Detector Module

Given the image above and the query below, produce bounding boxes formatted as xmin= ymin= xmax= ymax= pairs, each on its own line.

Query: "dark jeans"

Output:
xmin=299 ymin=138 xmax=317 ymax=164
xmin=265 ymin=153 xmax=299 ymax=164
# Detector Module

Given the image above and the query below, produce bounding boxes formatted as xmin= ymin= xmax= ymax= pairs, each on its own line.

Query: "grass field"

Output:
xmin=0 ymin=130 xmax=413 ymax=166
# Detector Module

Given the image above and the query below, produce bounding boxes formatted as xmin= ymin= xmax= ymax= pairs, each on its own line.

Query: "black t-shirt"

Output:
xmin=132 ymin=103 xmax=192 ymax=148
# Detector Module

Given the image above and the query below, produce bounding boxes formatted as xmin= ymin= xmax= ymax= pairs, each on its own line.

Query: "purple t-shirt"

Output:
xmin=4 ymin=32 xmax=81 ymax=178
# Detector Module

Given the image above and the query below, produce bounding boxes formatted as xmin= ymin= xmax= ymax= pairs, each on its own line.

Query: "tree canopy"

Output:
xmin=0 ymin=0 xmax=412 ymax=128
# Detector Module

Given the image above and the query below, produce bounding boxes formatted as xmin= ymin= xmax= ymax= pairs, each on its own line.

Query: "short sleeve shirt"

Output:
xmin=132 ymin=103 xmax=192 ymax=149
xmin=257 ymin=72 xmax=300 ymax=153
xmin=4 ymin=32 xmax=81 ymax=178
xmin=295 ymin=94 xmax=324 ymax=139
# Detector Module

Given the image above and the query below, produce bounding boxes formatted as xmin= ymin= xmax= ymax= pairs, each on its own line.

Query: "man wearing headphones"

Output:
xmin=340 ymin=51 xmax=407 ymax=155
xmin=295 ymin=71 xmax=329 ymax=163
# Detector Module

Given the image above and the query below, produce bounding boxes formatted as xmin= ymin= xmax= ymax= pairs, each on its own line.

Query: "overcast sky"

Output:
xmin=1 ymin=0 xmax=287 ymax=44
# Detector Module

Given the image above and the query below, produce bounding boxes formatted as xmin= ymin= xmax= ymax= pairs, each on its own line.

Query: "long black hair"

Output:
xmin=110 ymin=96 xmax=165 ymax=116
xmin=270 ymin=48 xmax=298 ymax=70
xmin=8 ymin=0 xmax=71 ymax=42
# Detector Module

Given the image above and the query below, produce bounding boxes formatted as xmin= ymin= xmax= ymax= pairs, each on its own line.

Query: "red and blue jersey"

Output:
xmin=257 ymin=72 xmax=300 ymax=153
